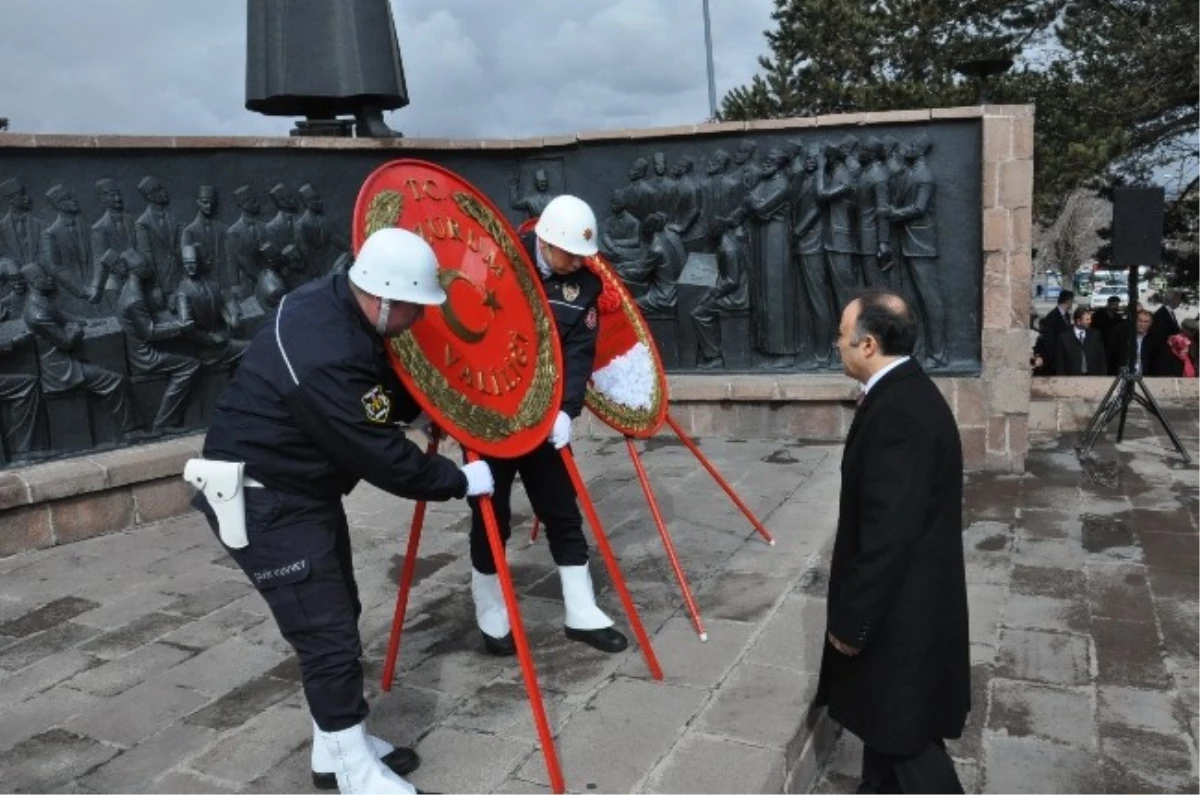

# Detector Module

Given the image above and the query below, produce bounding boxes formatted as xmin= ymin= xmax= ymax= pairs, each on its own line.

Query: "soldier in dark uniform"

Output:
xmin=792 ymin=144 xmax=835 ymax=369
xmin=468 ymin=195 xmax=629 ymax=659
xmin=857 ymin=138 xmax=896 ymax=289
xmin=21 ymin=261 xmax=141 ymax=437
xmin=509 ymin=168 xmax=555 ymax=219
xmin=265 ymin=184 xmax=301 ymax=254
xmin=189 ymin=228 xmax=493 ymax=794
xmin=817 ymin=144 xmax=858 ymax=314
xmin=112 ymin=250 xmax=200 ymax=433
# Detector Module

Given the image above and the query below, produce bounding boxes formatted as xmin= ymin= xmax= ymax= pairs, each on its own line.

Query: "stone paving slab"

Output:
xmin=0 ymin=436 xmax=843 ymax=793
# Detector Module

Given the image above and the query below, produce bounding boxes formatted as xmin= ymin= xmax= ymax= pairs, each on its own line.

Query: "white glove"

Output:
xmin=549 ymin=411 xmax=572 ymax=449
xmin=461 ymin=461 xmax=494 ymax=497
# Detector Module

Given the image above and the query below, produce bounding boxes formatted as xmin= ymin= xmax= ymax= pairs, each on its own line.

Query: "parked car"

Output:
xmin=1091 ymin=283 xmax=1127 ymax=309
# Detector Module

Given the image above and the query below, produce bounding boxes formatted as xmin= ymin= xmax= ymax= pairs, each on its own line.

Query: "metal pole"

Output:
xmin=702 ymin=0 xmax=718 ymax=119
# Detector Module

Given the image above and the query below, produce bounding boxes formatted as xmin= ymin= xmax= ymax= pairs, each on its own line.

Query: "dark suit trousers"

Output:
xmin=0 ymin=374 xmax=46 ymax=455
xmin=861 ymin=740 xmax=963 ymax=794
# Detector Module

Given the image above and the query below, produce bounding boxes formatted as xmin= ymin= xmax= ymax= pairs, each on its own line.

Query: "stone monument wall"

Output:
xmin=0 ymin=104 xmax=1118 ymax=557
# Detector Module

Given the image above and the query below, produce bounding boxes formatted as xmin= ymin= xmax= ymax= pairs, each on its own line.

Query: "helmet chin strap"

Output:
xmin=375 ymin=297 xmax=392 ymax=335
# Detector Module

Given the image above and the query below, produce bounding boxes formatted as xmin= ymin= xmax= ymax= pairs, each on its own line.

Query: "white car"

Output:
xmin=1090 ymin=284 xmax=1127 ymax=309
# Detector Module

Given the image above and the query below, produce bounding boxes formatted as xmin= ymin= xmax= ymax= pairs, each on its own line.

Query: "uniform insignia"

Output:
xmin=582 ymin=227 xmax=593 ymax=241
xmin=563 ymin=283 xmax=580 ymax=303
xmin=585 ymin=307 xmax=597 ymax=330
xmin=361 ymin=385 xmax=392 ymax=424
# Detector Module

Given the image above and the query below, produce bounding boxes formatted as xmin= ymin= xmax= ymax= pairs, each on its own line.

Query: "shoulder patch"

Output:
xmin=563 ymin=283 xmax=580 ymax=303
xmin=585 ymin=306 xmax=597 ymax=330
xmin=362 ymin=384 xmax=392 ymax=424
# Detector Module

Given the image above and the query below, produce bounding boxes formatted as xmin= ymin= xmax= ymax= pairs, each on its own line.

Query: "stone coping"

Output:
xmin=0 ymin=373 xmax=866 ymax=512
xmin=0 ymin=435 xmax=202 ymax=512
xmin=0 ymin=105 xmax=1027 ymax=152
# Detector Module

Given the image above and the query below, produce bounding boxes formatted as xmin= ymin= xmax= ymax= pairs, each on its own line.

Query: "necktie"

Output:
xmin=856 ymin=391 xmax=866 ymax=409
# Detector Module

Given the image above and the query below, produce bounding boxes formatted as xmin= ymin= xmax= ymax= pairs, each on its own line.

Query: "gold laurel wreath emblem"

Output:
xmin=366 ymin=189 xmax=557 ymax=443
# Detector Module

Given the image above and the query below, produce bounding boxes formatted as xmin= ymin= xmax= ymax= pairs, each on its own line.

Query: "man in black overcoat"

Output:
xmin=816 ymin=289 xmax=969 ymax=793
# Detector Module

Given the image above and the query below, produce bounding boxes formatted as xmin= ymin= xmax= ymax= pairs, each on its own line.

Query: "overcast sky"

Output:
xmin=0 ymin=0 xmax=775 ymax=138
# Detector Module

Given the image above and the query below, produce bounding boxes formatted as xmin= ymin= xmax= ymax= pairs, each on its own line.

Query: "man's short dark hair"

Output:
xmin=852 ymin=289 xmax=918 ymax=356
xmin=1057 ymin=290 xmax=1075 ymax=305
xmin=1107 ymin=296 xmax=1120 ymax=305
xmin=1073 ymin=306 xmax=1091 ymax=322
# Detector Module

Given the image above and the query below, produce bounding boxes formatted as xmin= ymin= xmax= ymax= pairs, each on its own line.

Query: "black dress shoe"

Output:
xmin=481 ymin=630 xmax=516 ymax=656
xmin=311 ymin=746 xmax=420 ymax=790
xmin=564 ymin=625 xmax=628 ymax=653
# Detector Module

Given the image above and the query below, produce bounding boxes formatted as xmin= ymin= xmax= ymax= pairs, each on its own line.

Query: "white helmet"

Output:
xmin=349 ymin=228 xmax=446 ymax=305
xmin=534 ymin=195 xmax=599 ymax=257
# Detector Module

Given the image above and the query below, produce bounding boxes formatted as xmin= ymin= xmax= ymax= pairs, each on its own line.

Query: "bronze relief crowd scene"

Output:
xmin=0 ymin=175 xmax=348 ymax=463
xmin=577 ymin=134 xmax=948 ymax=372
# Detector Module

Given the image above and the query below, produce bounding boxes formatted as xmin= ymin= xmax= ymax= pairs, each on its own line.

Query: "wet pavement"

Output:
xmin=0 ymin=404 xmax=1195 ymax=794
xmin=815 ymin=405 xmax=1199 ymax=794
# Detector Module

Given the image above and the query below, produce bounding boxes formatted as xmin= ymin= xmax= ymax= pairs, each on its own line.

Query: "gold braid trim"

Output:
xmin=386 ymin=191 xmax=558 ymax=442
xmin=363 ymin=190 xmax=404 ymax=238
xmin=584 ymin=298 xmax=666 ymax=434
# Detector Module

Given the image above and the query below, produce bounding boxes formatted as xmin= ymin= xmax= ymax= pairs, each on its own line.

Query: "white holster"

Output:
xmin=183 ymin=458 xmax=249 ymax=549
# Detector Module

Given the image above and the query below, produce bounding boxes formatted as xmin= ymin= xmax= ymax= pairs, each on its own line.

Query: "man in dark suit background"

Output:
xmin=1146 ymin=289 xmax=1185 ymax=377
xmin=816 ymin=289 xmax=969 ymax=793
xmin=1054 ymin=307 xmax=1107 ymax=376
xmin=1033 ymin=289 xmax=1074 ymax=375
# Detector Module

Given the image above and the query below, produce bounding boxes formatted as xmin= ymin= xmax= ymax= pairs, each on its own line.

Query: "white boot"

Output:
xmin=471 ymin=567 xmax=511 ymax=639
xmin=312 ymin=719 xmax=413 ymax=790
xmin=316 ymin=721 xmax=416 ymax=794
xmin=559 ymin=564 xmax=614 ymax=630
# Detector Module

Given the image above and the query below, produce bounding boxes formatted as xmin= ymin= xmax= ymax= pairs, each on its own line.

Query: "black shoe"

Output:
xmin=311 ymin=746 xmax=420 ymax=790
xmin=564 ymin=625 xmax=628 ymax=653
xmin=481 ymin=630 xmax=516 ymax=656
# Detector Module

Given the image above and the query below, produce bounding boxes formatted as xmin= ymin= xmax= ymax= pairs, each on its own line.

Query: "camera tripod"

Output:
xmin=1076 ymin=366 xmax=1192 ymax=464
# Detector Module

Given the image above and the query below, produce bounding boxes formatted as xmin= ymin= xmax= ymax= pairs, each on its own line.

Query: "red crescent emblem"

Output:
xmin=353 ymin=160 xmax=562 ymax=458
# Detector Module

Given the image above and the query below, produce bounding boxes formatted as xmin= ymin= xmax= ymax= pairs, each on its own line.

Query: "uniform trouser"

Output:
xmin=469 ymin=442 xmax=588 ymax=575
xmin=139 ymin=353 xmax=201 ymax=431
xmin=861 ymin=739 xmax=963 ymax=794
xmin=798 ymin=252 xmax=834 ymax=363
xmin=0 ymin=374 xmax=46 ymax=455
xmin=904 ymin=255 xmax=947 ymax=364
xmin=194 ymin=489 xmax=367 ymax=732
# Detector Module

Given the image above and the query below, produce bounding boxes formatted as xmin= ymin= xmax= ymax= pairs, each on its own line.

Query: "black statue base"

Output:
xmin=290 ymin=119 xmax=356 ymax=138
xmin=1076 ymin=368 xmax=1192 ymax=464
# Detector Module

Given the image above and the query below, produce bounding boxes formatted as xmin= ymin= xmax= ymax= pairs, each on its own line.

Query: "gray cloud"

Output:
xmin=0 ymin=0 xmax=773 ymax=138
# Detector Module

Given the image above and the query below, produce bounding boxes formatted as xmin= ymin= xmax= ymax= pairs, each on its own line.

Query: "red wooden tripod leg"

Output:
xmin=558 ymin=447 xmax=664 ymax=680
xmin=467 ymin=450 xmax=565 ymax=794
xmin=381 ymin=431 xmax=440 ymax=692
xmin=625 ymin=437 xmax=707 ymax=641
xmin=665 ymin=413 xmax=775 ymax=546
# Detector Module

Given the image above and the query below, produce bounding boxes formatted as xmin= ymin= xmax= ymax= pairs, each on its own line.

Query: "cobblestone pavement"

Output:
xmin=0 ymin=435 xmax=842 ymax=794
xmin=815 ymin=405 xmax=1199 ymax=794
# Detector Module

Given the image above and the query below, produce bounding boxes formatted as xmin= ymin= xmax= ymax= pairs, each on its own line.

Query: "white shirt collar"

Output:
xmin=862 ymin=356 xmax=911 ymax=397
